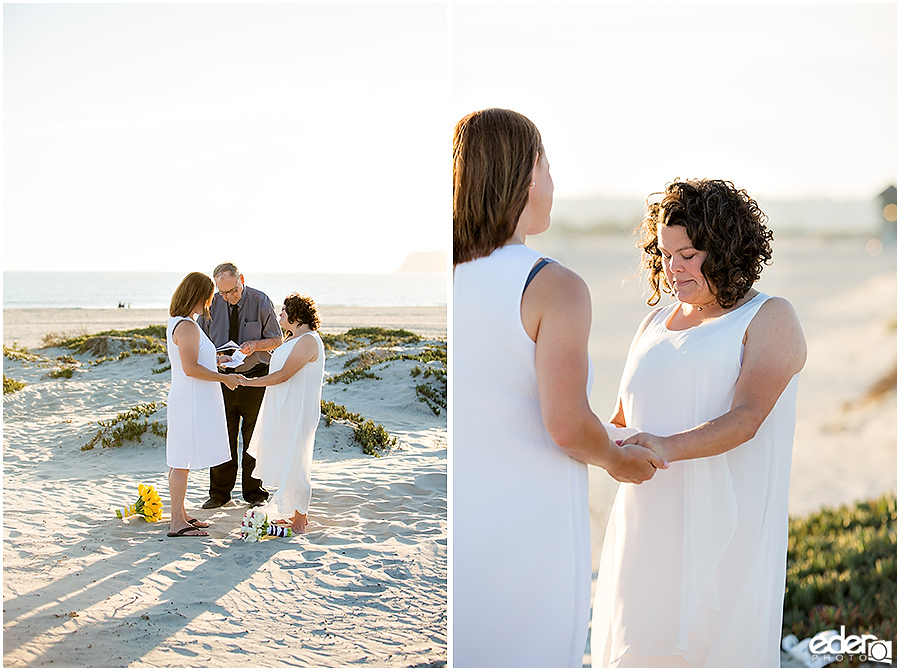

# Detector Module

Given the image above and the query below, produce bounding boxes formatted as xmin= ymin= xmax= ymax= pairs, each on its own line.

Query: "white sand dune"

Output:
xmin=3 ymin=321 xmax=447 ymax=667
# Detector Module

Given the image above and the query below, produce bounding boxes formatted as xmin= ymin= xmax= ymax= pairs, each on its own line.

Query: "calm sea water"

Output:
xmin=3 ymin=271 xmax=447 ymax=310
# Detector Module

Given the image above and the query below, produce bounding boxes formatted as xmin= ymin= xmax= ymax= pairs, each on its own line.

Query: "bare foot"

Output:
xmin=290 ymin=512 xmax=308 ymax=534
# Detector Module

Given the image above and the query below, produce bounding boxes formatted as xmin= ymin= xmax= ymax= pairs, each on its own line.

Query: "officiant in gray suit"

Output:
xmin=198 ymin=262 xmax=283 ymax=508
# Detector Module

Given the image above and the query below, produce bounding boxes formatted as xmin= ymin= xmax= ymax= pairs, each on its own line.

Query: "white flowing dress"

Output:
xmin=454 ymin=244 xmax=592 ymax=668
xmin=591 ymin=293 xmax=798 ymax=668
xmin=165 ymin=316 xmax=230 ymax=470
xmin=248 ymin=332 xmax=325 ymax=516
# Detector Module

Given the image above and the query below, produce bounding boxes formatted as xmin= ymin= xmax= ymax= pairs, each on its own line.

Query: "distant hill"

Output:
xmin=395 ymin=250 xmax=447 ymax=273
xmin=550 ymin=194 xmax=889 ymax=236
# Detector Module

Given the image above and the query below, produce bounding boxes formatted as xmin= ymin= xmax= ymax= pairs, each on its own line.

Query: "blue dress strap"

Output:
xmin=523 ymin=258 xmax=557 ymax=293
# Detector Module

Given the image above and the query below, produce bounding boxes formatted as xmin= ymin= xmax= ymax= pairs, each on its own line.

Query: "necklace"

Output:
xmin=694 ymin=298 xmax=718 ymax=312
xmin=285 ymin=325 xmax=312 ymax=341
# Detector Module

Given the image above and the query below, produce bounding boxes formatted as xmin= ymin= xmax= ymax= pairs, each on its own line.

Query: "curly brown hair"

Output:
xmin=453 ymin=108 xmax=543 ymax=265
xmin=283 ymin=293 xmax=320 ymax=331
xmin=638 ymin=179 xmax=773 ymax=309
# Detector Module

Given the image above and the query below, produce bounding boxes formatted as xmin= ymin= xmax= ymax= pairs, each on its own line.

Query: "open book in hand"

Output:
xmin=216 ymin=340 xmax=241 ymax=354
xmin=216 ymin=341 xmax=246 ymax=368
xmin=221 ymin=350 xmax=247 ymax=369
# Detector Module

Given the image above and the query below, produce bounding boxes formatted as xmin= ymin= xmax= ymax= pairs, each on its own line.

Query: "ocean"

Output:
xmin=3 ymin=271 xmax=447 ymax=310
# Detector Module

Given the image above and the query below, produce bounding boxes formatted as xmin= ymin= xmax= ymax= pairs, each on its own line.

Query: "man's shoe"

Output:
xmin=246 ymin=496 xmax=268 ymax=507
xmin=201 ymin=497 xmax=230 ymax=509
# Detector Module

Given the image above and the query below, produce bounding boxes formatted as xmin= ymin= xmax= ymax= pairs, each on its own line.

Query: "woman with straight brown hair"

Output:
xmin=165 ymin=272 xmax=239 ymax=538
xmin=453 ymin=108 xmax=667 ymax=667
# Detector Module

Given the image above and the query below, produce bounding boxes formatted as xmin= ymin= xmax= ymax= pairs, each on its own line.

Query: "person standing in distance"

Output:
xmin=198 ymin=262 xmax=283 ymax=508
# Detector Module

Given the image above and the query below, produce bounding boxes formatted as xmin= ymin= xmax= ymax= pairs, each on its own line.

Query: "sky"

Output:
xmin=453 ymin=3 xmax=897 ymax=203
xmin=4 ymin=4 xmax=448 ymax=273
xmin=4 ymin=3 xmax=896 ymax=274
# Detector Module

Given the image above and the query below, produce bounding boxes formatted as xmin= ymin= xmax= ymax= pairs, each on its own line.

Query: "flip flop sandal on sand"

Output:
xmin=187 ymin=518 xmax=209 ymax=528
xmin=271 ymin=519 xmax=290 ymax=525
xmin=167 ymin=527 xmax=208 ymax=537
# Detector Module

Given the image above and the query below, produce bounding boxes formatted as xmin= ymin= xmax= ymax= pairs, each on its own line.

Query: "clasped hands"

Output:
xmin=606 ymin=433 xmax=670 ymax=485
xmin=222 ymin=373 xmax=250 ymax=391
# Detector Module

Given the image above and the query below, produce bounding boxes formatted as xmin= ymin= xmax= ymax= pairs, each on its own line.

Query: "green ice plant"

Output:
xmin=782 ymin=493 xmax=896 ymax=667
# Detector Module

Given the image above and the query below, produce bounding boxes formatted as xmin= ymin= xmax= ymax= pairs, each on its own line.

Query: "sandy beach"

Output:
xmin=3 ymin=307 xmax=447 ymax=667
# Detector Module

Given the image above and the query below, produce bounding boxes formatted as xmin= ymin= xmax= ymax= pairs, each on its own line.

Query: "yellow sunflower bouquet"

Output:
xmin=115 ymin=483 xmax=163 ymax=522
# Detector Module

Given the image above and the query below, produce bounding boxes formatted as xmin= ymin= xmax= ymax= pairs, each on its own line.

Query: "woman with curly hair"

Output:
xmin=590 ymin=179 xmax=807 ymax=667
xmin=239 ymin=293 xmax=325 ymax=534
xmin=453 ymin=108 xmax=667 ymax=668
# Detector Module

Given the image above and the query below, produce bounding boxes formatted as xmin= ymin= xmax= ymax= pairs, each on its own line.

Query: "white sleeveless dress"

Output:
xmin=454 ymin=244 xmax=592 ymax=668
xmin=248 ymin=332 xmax=325 ymax=516
xmin=165 ymin=316 xmax=230 ymax=470
xmin=591 ymin=293 xmax=798 ymax=668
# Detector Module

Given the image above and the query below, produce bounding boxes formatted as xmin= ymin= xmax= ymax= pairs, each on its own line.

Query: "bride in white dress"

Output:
xmin=165 ymin=272 xmax=239 ymax=538
xmin=239 ymin=293 xmax=325 ymax=534
xmin=453 ymin=108 xmax=666 ymax=668
xmin=591 ymin=179 xmax=807 ymax=667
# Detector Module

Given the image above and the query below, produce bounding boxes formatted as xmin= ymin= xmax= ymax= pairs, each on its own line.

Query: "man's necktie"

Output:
xmin=229 ymin=304 xmax=240 ymax=344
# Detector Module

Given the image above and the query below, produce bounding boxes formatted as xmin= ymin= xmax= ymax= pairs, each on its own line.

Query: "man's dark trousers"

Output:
xmin=210 ymin=364 xmax=269 ymax=503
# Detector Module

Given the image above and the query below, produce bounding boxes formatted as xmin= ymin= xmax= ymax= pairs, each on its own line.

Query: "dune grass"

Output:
xmin=3 ymin=343 xmax=43 ymax=363
xmin=81 ymin=402 xmax=167 ymax=451
xmin=44 ymin=325 xmax=168 ymax=358
xmin=320 ymin=400 xmax=397 ymax=456
xmin=326 ymin=336 xmax=448 ymax=416
xmin=320 ymin=327 xmax=421 ymax=351
xmin=3 ymin=375 xmax=26 ymax=394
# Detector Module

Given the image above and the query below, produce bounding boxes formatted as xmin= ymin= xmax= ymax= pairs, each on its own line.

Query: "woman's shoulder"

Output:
xmin=169 ymin=316 xmax=199 ymax=343
xmin=296 ymin=331 xmax=323 ymax=345
xmin=747 ymin=293 xmax=805 ymax=342
xmin=284 ymin=331 xmax=323 ymax=351
xmin=525 ymin=259 xmax=590 ymax=302
xmin=520 ymin=260 xmax=593 ymax=341
xmin=745 ymin=293 xmax=807 ymax=371
xmin=471 ymin=243 xmax=548 ymax=267
xmin=753 ymin=293 xmax=799 ymax=319
xmin=169 ymin=315 xmax=197 ymax=328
